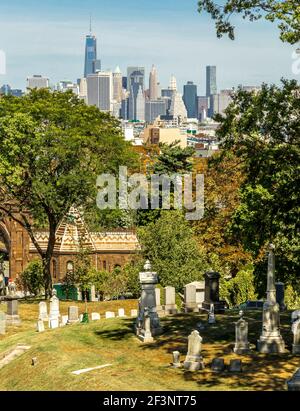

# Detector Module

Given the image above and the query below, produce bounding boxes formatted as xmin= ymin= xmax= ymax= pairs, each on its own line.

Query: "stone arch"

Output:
xmin=0 ymin=221 xmax=10 ymax=255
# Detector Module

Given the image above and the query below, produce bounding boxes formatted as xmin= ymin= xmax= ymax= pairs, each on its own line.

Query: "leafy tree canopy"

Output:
xmin=0 ymin=89 xmax=137 ymax=296
xmin=198 ymin=0 xmax=300 ymax=44
xmin=215 ymin=79 xmax=300 ymax=290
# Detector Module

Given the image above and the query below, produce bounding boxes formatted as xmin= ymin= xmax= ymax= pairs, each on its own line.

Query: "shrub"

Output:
xmin=16 ymin=259 xmax=44 ymax=296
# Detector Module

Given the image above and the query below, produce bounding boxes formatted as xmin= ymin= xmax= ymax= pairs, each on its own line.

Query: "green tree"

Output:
xmin=73 ymin=248 xmax=95 ymax=312
xmin=16 ymin=259 xmax=44 ymax=297
xmin=215 ymin=80 xmax=300 ymax=292
xmin=137 ymin=142 xmax=195 ymax=226
xmin=0 ymin=89 xmax=137 ymax=298
xmin=138 ymin=210 xmax=209 ymax=291
xmin=198 ymin=0 xmax=300 ymax=44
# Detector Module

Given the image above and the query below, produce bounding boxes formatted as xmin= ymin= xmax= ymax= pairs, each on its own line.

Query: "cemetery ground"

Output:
xmin=0 ymin=300 xmax=299 ymax=391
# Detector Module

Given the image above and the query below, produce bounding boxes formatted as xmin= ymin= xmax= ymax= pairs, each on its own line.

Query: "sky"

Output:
xmin=0 ymin=0 xmax=297 ymax=93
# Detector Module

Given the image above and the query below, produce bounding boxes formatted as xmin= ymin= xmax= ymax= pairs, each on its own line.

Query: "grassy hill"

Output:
xmin=0 ymin=300 xmax=299 ymax=391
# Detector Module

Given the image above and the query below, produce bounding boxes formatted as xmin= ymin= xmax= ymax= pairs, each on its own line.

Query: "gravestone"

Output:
xmin=36 ymin=320 xmax=45 ymax=332
xmin=49 ymin=318 xmax=59 ymax=329
xmin=171 ymin=351 xmax=181 ymax=368
xmin=130 ymin=309 xmax=138 ymax=317
xmin=292 ymin=318 xmax=300 ymax=355
xmin=67 ymin=306 xmax=79 ymax=324
xmin=275 ymin=282 xmax=286 ymax=312
xmin=137 ymin=309 xmax=154 ymax=343
xmin=163 ymin=286 xmax=177 ymax=315
xmin=49 ymin=290 xmax=60 ymax=324
xmin=183 ymin=330 xmax=205 ymax=371
xmin=211 ymin=358 xmax=225 ymax=372
xmin=257 ymin=244 xmax=285 ymax=353
xmin=61 ymin=315 xmax=68 ymax=326
xmin=202 ymin=272 xmax=226 ymax=313
xmin=79 ymin=314 xmax=83 ymax=322
xmin=208 ymin=303 xmax=216 ymax=324
xmin=38 ymin=302 xmax=48 ymax=321
xmin=229 ymin=359 xmax=242 ymax=373
xmin=287 ymin=368 xmax=300 ymax=391
xmin=183 ymin=284 xmax=198 ymax=313
xmin=291 ymin=310 xmax=300 ymax=323
xmin=118 ymin=308 xmax=125 ymax=317
xmin=6 ymin=298 xmax=21 ymax=325
xmin=234 ymin=311 xmax=251 ymax=354
xmin=105 ymin=311 xmax=115 ymax=319
xmin=0 ymin=311 xmax=6 ymax=335
xmin=136 ymin=260 xmax=162 ymax=338
xmin=91 ymin=312 xmax=100 ymax=321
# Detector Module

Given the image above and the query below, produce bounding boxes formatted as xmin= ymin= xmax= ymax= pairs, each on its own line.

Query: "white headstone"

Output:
xmin=183 ymin=330 xmax=205 ymax=371
xmin=49 ymin=318 xmax=59 ymax=329
xmin=91 ymin=312 xmax=101 ymax=321
xmin=61 ymin=315 xmax=68 ymax=326
xmin=36 ymin=319 xmax=45 ymax=332
xmin=105 ymin=311 xmax=115 ymax=319
xmin=131 ymin=309 xmax=138 ymax=317
xmin=118 ymin=308 xmax=126 ymax=317
xmin=49 ymin=290 xmax=60 ymax=320
xmin=0 ymin=311 xmax=6 ymax=335
xmin=38 ymin=302 xmax=48 ymax=321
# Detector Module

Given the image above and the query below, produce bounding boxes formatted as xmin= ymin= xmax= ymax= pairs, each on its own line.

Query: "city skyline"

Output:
xmin=0 ymin=0 xmax=297 ymax=92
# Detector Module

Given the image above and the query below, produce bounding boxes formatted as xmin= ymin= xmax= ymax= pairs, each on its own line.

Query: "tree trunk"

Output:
xmin=43 ymin=219 xmax=57 ymax=299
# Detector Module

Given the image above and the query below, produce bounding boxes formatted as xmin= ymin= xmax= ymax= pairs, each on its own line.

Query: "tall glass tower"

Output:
xmin=206 ymin=66 xmax=217 ymax=97
xmin=183 ymin=81 xmax=197 ymax=118
xmin=84 ymin=20 xmax=101 ymax=78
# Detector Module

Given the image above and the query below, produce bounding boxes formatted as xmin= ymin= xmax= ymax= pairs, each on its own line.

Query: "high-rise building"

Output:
xmin=79 ymin=78 xmax=88 ymax=103
xmin=206 ymin=66 xmax=217 ymax=97
xmin=113 ymin=66 xmax=123 ymax=103
xmin=87 ymin=71 xmax=113 ymax=113
xmin=27 ymin=75 xmax=49 ymax=90
xmin=170 ymin=92 xmax=187 ymax=121
xmin=84 ymin=21 xmax=101 ymax=78
xmin=197 ymin=96 xmax=210 ymax=120
xmin=0 ymin=84 xmax=11 ymax=95
xmin=210 ymin=89 xmax=233 ymax=117
xmin=169 ymin=75 xmax=177 ymax=91
xmin=135 ymin=86 xmax=145 ymax=121
xmin=149 ymin=64 xmax=159 ymax=100
xmin=145 ymin=100 xmax=167 ymax=123
xmin=127 ymin=66 xmax=145 ymax=91
xmin=58 ymin=81 xmax=79 ymax=95
xmin=128 ymin=68 xmax=145 ymax=120
xmin=183 ymin=81 xmax=197 ymax=118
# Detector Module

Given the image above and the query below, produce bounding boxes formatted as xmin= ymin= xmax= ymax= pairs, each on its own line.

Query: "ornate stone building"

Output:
xmin=0 ymin=208 xmax=139 ymax=281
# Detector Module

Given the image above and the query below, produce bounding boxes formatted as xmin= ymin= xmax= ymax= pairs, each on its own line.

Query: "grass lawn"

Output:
xmin=0 ymin=300 xmax=299 ymax=391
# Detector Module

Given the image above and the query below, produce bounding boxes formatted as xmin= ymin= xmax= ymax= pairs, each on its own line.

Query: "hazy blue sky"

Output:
xmin=0 ymin=0 xmax=297 ymax=93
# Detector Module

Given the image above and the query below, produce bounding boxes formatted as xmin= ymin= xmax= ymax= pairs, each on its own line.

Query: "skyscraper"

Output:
xmin=128 ymin=68 xmax=145 ymax=120
xmin=87 ymin=71 xmax=113 ymax=113
xmin=149 ymin=64 xmax=159 ymax=100
xmin=84 ymin=20 xmax=101 ymax=78
xmin=206 ymin=66 xmax=217 ymax=97
xmin=145 ymin=100 xmax=167 ymax=123
xmin=183 ymin=81 xmax=197 ymax=118
xmin=169 ymin=75 xmax=177 ymax=91
xmin=113 ymin=66 xmax=123 ymax=103
xmin=27 ymin=75 xmax=49 ymax=91
xmin=170 ymin=92 xmax=187 ymax=121
xmin=127 ymin=67 xmax=145 ymax=91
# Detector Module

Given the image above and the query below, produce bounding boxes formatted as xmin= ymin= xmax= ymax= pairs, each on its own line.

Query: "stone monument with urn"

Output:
xmin=136 ymin=260 xmax=162 ymax=340
xmin=257 ymin=244 xmax=285 ymax=353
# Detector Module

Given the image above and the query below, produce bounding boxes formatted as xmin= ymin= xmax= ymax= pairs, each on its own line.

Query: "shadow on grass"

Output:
xmin=93 ymin=318 xmax=135 ymax=341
